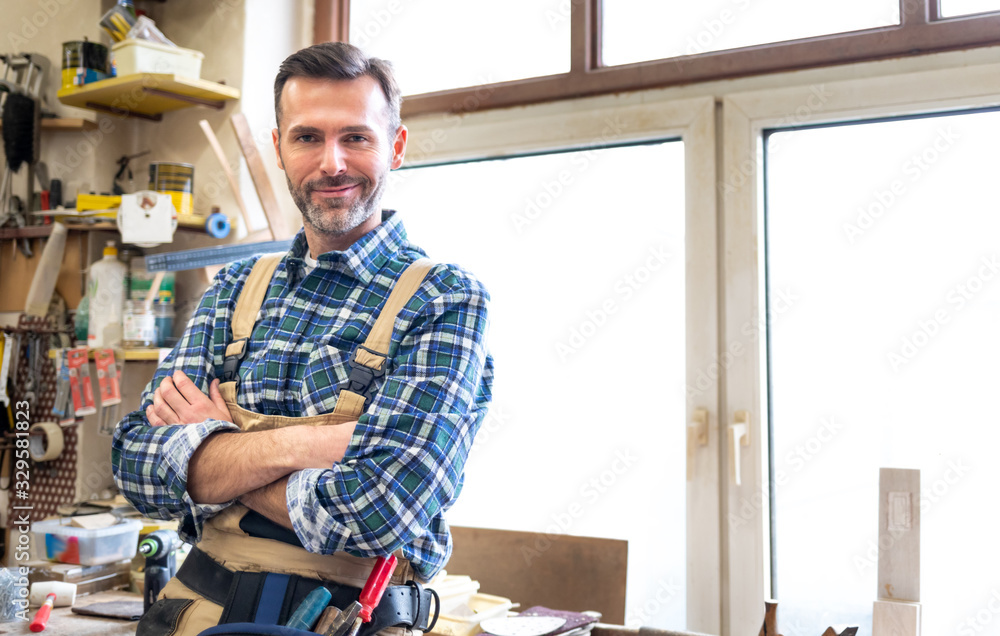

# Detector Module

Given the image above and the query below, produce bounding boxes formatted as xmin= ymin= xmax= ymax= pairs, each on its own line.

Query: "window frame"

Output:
xmin=316 ymin=0 xmax=1000 ymax=117
xmin=401 ymin=93 xmax=722 ymax=633
xmin=720 ymin=58 xmax=1000 ymax=635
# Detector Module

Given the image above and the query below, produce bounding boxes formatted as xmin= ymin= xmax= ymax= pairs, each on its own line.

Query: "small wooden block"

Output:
xmin=821 ymin=627 xmax=859 ymax=636
xmin=873 ymin=600 xmax=920 ymax=636
xmin=758 ymin=601 xmax=779 ymax=636
xmin=878 ymin=468 xmax=920 ymax=601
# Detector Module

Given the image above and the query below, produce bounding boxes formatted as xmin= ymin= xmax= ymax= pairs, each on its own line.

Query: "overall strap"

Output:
xmin=333 ymin=258 xmax=435 ymax=418
xmin=221 ymin=253 xmax=285 ymax=384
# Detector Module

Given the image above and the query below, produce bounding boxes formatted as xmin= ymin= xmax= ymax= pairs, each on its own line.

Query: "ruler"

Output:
xmin=144 ymin=240 xmax=294 ymax=272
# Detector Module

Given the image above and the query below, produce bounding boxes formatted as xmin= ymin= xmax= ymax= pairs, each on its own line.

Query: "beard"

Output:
xmin=288 ymin=171 xmax=387 ymax=238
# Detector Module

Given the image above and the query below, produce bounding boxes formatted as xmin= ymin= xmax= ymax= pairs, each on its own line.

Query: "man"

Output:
xmin=113 ymin=42 xmax=493 ymax=636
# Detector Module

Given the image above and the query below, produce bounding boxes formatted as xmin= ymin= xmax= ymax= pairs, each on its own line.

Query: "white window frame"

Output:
xmin=720 ymin=57 xmax=1000 ymax=635
xmin=403 ymin=94 xmax=722 ymax=633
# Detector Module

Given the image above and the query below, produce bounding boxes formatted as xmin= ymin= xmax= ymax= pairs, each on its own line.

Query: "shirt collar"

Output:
xmin=286 ymin=210 xmax=408 ymax=284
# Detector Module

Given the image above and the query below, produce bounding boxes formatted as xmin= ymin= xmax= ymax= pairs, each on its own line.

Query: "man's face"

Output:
xmin=272 ymin=76 xmax=406 ymax=244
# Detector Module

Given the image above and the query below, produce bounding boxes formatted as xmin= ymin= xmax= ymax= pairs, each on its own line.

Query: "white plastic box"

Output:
xmin=111 ymin=39 xmax=203 ymax=78
xmin=31 ymin=518 xmax=143 ymax=566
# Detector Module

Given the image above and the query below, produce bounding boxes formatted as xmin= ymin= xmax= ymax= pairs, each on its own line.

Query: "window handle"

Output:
xmin=729 ymin=410 xmax=751 ymax=486
xmin=686 ymin=408 xmax=709 ymax=481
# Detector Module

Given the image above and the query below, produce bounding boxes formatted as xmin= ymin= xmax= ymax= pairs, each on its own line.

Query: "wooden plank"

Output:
xmin=447 ymin=526 xmax=627 ymax=625
xmin=199 ymin=119 xmax=256 ymax=238
xmin=878 ymin=468 xmax=920 ymax=602
xmin=231 ymin=113 xmax=293 ymax=239
xmin=872 ymin=599 xmax=920 ymax=636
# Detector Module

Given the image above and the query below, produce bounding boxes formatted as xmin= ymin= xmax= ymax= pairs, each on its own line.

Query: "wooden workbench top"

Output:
xmin=0 ymin=590 xmax=140 ymax=635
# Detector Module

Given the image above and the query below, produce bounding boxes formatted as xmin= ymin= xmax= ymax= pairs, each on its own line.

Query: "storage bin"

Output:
xmin=111 ymin=39 xmax=203 ymax=78
xmin=31 ymin=518 xmax=143 ymax=566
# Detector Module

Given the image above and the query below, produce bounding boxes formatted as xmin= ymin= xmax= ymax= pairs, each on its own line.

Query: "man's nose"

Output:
xmin=319 ymin=141 xmax=348 ymax=175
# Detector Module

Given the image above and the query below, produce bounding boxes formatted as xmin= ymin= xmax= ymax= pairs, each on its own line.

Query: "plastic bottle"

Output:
xmin=87 ymin=241 xmax=127 ymax=348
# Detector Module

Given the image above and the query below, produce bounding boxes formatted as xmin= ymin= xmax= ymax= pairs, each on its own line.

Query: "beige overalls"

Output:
xmin=147 ymin=253 xmax=434 ymax=636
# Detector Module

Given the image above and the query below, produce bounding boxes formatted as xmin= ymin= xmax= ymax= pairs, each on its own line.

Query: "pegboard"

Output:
xmin=4 ymin=314 xmax=79 ymax=527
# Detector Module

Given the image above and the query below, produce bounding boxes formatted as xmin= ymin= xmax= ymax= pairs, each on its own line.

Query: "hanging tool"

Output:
xmin=113 ymin=150 xmax=150 ymax=195
xmin=1 ymin=53 xmax=49 ymax=222
xmin=341 ymin=555 xmax=397 ymax=636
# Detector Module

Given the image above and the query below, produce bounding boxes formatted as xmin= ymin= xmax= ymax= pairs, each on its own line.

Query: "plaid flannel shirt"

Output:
xmin=111 ymin=212 xmax=494 ymax=580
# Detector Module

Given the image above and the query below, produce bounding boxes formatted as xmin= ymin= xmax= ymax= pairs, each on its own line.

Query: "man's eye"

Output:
xmin=296 ymin=134 xmax=317 ymax=143
xmin=347 ymin=135 xmax=368 ymax=142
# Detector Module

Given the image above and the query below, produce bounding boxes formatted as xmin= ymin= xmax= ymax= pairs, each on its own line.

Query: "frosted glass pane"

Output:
xmin=382 ymin=142 xmax=687 ymax=629
xmin=940 ymin=0 xmax=1000 ymax=16
xmin=349 ymin=0 xmax=569 ymax=95
xmin=766 ymin=110 xmax=1000 ymax=636
xmin=604 ymin=0 xmax=899 ymax=67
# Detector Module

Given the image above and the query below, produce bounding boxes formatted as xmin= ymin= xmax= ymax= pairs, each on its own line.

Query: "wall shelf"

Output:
xmin=57 ymin=73 xmax=240 ymax=120
xmin=0 ymin=117 xmax=98 ymax=132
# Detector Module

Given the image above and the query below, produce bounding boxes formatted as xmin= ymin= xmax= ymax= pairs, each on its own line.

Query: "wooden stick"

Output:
xmin=230 ymin=113 xmax=290 ymax=239
xmin=198 ymin=119 xmax=261 ymax=239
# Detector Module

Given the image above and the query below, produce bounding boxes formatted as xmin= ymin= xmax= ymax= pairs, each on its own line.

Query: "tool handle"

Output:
xmin=358 ymin=555 xmax=397 ymax=622
xmin=29 ymin=594 xmax=55 ymax=632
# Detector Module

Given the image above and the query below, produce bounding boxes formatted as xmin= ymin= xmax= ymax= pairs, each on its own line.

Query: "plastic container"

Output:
xmin=31 ymin=518 xmax=143 ymax=566
xmin=87 ymin=242 xmax=127 ymax=348
xmin=111 ymin=39 xmax=203 ymax=78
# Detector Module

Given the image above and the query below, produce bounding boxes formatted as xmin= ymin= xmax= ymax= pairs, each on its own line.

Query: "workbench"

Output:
xmin=0 ymin=590 xmax=140 ymax=635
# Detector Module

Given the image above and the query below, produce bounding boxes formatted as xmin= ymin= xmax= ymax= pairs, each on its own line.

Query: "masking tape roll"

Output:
xmin=29 ymin=422 xmax=64 ymax=462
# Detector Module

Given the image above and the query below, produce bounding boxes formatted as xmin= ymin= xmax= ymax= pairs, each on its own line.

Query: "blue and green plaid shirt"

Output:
xmin=112 ymin=211 xmax=493 ymax=580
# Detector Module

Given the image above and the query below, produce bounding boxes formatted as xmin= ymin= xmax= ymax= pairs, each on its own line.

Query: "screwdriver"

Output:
xmin=343 ymin=555 xmax=397 ymax=636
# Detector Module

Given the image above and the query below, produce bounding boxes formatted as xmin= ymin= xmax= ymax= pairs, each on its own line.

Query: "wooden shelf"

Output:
xmin=0 ymin=117 xmax=98 ymax=132
xmin=57 ymin=73 xmax=240 ymax=120
xmin=27 ymin=212 xmax=230 ymax=235
xmin=49 ymin=347 xmax=165 ymax=361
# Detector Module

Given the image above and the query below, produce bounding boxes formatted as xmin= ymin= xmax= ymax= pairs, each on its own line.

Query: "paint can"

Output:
xmin=62 ymin=40 xmax=109 ymax=89
xmin=148 ymin=162 xmax=194 ymax=216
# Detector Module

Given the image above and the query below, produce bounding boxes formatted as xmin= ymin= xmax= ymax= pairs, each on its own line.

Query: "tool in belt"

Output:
xmin=177 ymin=547 xmax=438 ymax=636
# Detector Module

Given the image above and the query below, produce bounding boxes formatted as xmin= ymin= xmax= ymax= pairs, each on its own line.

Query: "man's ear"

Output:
xmin=272 ymin=128 xmax=284 ymax=170
xmin=389 ymin=125 xmax=408 ymax=170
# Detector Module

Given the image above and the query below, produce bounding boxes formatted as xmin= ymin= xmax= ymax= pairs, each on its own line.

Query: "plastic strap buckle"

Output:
xmin=221 ymin=337 xmax=249 ymax=383
xmin=340 ymin=345 xmax=386 ymax=409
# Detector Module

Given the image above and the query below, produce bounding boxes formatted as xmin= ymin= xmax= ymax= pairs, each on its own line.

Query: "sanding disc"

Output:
xmin=480 ymin=616 xmax=567 ymax=636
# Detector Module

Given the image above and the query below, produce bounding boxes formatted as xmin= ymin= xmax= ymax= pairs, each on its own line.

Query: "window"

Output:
xmin=383 ymin=141 xmax=690 ymax=628
xmin=603 ymin=0 xmax=899 ymax=67
xmin=939 ymin=0 xmax=1000 ymax=16
xmin=765 ymin=109 xmax=1000 ymax=636
xmin=348 ymin=0 xmax=569 ymax=95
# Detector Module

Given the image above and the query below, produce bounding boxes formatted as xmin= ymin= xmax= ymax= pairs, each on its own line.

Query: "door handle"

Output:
xmin=686 ymin=407 xmax=709 ymax=481
xmin=729 ymin=410 xmax=750 ymax=486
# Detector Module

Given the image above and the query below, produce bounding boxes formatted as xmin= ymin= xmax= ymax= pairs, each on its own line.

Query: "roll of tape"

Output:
xmin=205 ymin=212 xmax=231 ymax=238
xmin=29 ymin=422 xmax=64 ymax=462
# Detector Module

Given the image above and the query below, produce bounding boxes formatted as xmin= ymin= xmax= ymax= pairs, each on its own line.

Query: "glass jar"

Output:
xmin=154 ymin=302 xmax=175 ymax=347
xmin=123 ymin=300 xmax=156 ymax=348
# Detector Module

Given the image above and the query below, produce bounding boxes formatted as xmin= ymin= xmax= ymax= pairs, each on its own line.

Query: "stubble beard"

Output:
xmin=289 ymin=171 xmax=387 ymax=238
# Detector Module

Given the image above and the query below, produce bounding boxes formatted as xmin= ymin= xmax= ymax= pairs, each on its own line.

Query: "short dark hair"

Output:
xmin=273 ymin=42 xmax=402 ymax=134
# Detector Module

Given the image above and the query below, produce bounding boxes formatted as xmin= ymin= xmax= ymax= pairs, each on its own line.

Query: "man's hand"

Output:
xmin=147 ymin=370 xmax=233 ymax=426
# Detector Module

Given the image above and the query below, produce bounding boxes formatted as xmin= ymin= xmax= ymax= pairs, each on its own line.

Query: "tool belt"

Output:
xmin=176 ymin=548 xmax=438 ymax=636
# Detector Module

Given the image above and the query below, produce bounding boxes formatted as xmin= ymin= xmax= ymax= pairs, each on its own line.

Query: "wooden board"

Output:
xmin=877 ymin=468 xmax=920 ymax=602
xmin=872 ymin=599 xmax=920 ymax=636
xmin=231 ymin=112 xmax=293 ymax=239
xmin=446 ymin=526 xmax=627 ymax=625
xmin=0 ymin=231 xmax=85 ymax=312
